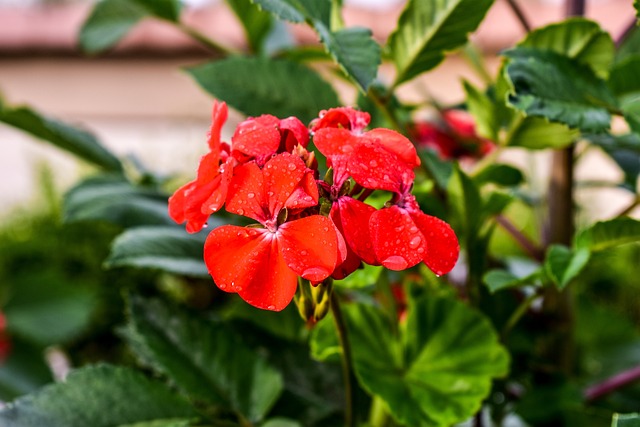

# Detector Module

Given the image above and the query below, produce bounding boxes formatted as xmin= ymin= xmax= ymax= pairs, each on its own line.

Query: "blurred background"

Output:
xmin=0 ymin=0 xmax=636 ymax=218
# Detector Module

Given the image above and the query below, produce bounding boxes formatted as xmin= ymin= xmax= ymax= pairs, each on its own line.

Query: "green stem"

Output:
xmin=368 ymin=87 xmax=407 ymax=135
xmin=176 ymin=22 xmax=237 ymax=56
xmin=331 ymin=292 xmax=355 ymax=427
xmin=368 ymin=396 xmax=389 ymax=427
xmin=502 ymin=291 xmax=539 ymax=339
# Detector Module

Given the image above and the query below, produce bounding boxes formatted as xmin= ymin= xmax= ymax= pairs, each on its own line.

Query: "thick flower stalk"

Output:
xmin=170 ymin=103 xmax=460 ymax=312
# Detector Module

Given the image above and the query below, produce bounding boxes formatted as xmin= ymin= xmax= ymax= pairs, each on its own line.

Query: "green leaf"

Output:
xmin=613 ymin=413 xmax=640 ymax=427
xmin=473 ymin=164 xmax=524 ymax=187
xmin=504 ymin=48 xmax=618 ymax=133
xmin=118 ymin=420 xmax=193 ymax=427
xmin=586 ymin=132 xmax=640 ymax=191
xmin=0 ymin=365 xmax=198 ymax=427
xmin=346 ymin=294 xmax=509 ymax=426
xmin=506 ymin=116 xmax=579 ymax=149
xmin=5 ymin=272 xmax=97 ymax=346
xmin=417 ymin=147 xmax=453 ymax=190
xmin=64 ymin=175 xmax=173 ymax=227
xmin=517 ymin=18 xmax=614 ymax=78
xmin=447 ymin=165 xmax=483 ymax=240
xmin=608 ymin=56 xmax=640 ymax=131
xmin=226 ymin=0 xmax=274 ymax=53
xmin=126 ymin=296 xmax=283 ymax=423
xmin=262 ymin=418 xmax=303 ymax=427
xmin=483 ymin=269 xmax=539 ymax=293
xmin=106 ymin=226 xmax=209 ymax=277
xmin=387 ymin=0 xmax=494 ymax=86
xmin=616 ymin=26 xmax=640 ymax=64
xmin=575 ymin=217 xmax=640 ymax=252
xmin=79 ymin=0 xmax=181 ymax=54
xmin=309 ymin=312 xmax=341 ymax=363
xmin=544 ymin=245 xmax=590 ymax=290
xmin=186 ymin=57 xmax=339 ymax=123
xmin=0 ymin=104 xmax=122 ymax=172
xmin=463 ymin=81 xmax=499 ymax=140
xmin=252 ymin=0 xmax=324 ymax=24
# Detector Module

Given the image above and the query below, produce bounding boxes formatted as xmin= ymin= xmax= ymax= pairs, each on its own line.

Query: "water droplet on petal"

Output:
xmin=383 ymin=255 xmax=408 ymax=270
xmin=237 ymin=208 xmax=245 ymax=215
xmin=300 ymin=250 xmax=308 ymax=256
xmin=247 ymin=192 xmax=255 ymax=199
xmin=369 ymin=160 xmax=378 ymax=167
xmin=323 ymin=227 xmax=329 ymax=232
xmin=417 ymin=247 xmax=425 ymax=254
xmin=287 ymin=162 xmax=297 ymax=171
xmin=410 ymin=226 xmax=418 ymax=233
xmin=395 ymin=225 xmax=404 ymax=232
xmin=409 ymin=236 xmax=421 ymax=249
xmin=267 ymin=305 xmax=276 ymax=311
xmin=219 ymin=283 xmax=227 ymax=290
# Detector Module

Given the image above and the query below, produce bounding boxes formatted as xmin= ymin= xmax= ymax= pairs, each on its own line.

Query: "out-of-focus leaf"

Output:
xmin=544 ymin=244 xmax=590 ymax=290
xmin=223 ymin=302 xmax=304 ymax=342
xmin=417 ymin=148 xmax=453 ymax=190
xmin=186 ymin=57 xmax=339 ymax=123
xmin=482 ymin=191 xmax=515 ymax=218
xmin=346 ymin=294 xmax=509 ymax=426
xmin=0 ymin=105 xmax=122 ymax=172
xmin=463 ymin=81 xmax=499 ymax=140
xmin=126 ymin=296 xmax=283 ymax=423
xmin=309 ymin=312 xmax=340 ymax=363
xmin=0 ymin=365 xmax=198 ymax=427
xmin=79 ymin=0 xmax=181 ymax=54
xmin=613 ymin=413 xmax=640 ymax=426
xmin=504 ymin=48 xmax=617 ymax=133
xmin=483 ymin=269 xmax=539 ymax=293
xmin=447 ymin=165 xmax=482 ymax=239
xmin=106 ymin=226 xmax=209 ymax=278
xmin=617 ymin=26 xmax=640 ymax=63
xmin=64 ymin=175 xmax=173 ymax=227
xmin=261 ymin=419 xmax=302 ymax=427
xmin=473 ymin=164 xmax=524 ymax=187
xmin=387 ymin=0 xmax=494 ymax=86
xmin=226 ymin=0 xmax=273 ymax=53
xmin=608 ymin=56 xmax=640 ymax=132
xmin=0 ymin=337 xmax=52 ymax=401
xmin=586 ymin=132 xmax=640 ymax=191
xmin=517 ymin=18 xmax=614 ymax=78
xmin=506 ymin=116 xmax=579 ymax=149
xmin=575 ymin=218 xmax=640 ymax=252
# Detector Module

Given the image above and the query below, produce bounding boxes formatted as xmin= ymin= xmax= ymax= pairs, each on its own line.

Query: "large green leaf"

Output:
xmin=125 ymin=296 xmax=284 ymax=423
xmin=226 ymin=0 xmax=274 ymax=53
xmin=252 ymin=0 xmax=380 ymax=91
xmin=346 ymin=295 xmax=509 ymax=426
xmin=106 ymin=226 xmax=209 ymax=277
xmin=64 ymin=175 xmax=173 ymax=227
xmin=0 ymin=365 xmax=198 ymax=427
xmin=506 ymin=116 xmax=579 ymax=149
xmin=387 ymin=0 xmax=494 ymax=86
xmin=186 ymin=57 xmax=339 ymax=123
xmin=0 ymin=104 xmax=122 ymax=172
xmin=504 ymin=48 xmax=618 ymax=133
xmin=608 ymin=56 xmax=640 ymax=132
xmin=79 ymin=0 xmax=181 ymax=54
xmin=613 ymin=413 xmax=640 ymax=427
xmin=518 ymin=18 xmax=614 ymax=78
xmin=575 ymin=218 xmax=640 ymax=252
xmin=586 ymin=132 xmax=640 ymax=191
xmin=544 ymin=244 xmax=590 ymax=290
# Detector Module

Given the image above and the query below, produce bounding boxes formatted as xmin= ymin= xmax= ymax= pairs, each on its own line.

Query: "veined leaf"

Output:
xmin=346 ymin=294 xmax=509 ymax=426
xmin=506 ymin=116 xmax=579 ymax=149
xmin=106 ymin=226 xmax=209 ymax=278
xmin=463 ymin=80 xmax=500 ymax=141
xmin=388 ymin=0 xmax=494 ymax=86
xmin=0 ymin=365 xmax=198 ymax=427
xmin=586 ymin=132 xmax=640 ymax=191
xmin=226 ymin=0 xmax=273 ymax=53
xmin=0 ymin=105 xmax=122 ymax=172
xmin=126 ymin=296 xmax=283 ymax=423
xmin=575 ymin=217 xmax=640 ymax=252
xmin=504 ymin=48 xmax=618 ymax=133
xmin=608 ymin=56 xmax=640 ymax=132
xmin=544 ymin=244 xmax=590 ymax=290
xmin=518 ymin=18 xmax=614 ymax=78
xmin=186 ymin=56 xmax=339 ymax=123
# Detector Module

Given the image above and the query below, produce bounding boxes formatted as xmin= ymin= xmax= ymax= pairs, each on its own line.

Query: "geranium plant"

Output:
xmin=1 ymin=0 xmax=640 ymax=426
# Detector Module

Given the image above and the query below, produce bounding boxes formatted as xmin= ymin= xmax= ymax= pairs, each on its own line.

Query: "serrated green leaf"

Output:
xmin=608 ymin=56 xmax=640 ymax=132
xmin=613 ymin=413 xmax=640 ymax=427
xmin=473 ymin=164 xmax=524 ymax=187
xmin=79 ymin=0 xmax=181 ymax=54
xmin=64 ymin=175 xmax=173 ymax=227
xmin=252 ymin=0 xmax=327 ymax=24
xmin=506 ymin=116 xmax=579 ymax=149
xmin=126 ymin=296 xmax=283 ymax=423
xmin=388 ymin=0 xmax=494 ymax=86
xmin=346 ymin=294 xmax=509 ymax=426
xmin=586 ymin=132 xmax=640 ymax=191
xmin=544 ymin=244 xmax=590 ymax=290
xmin=186 ymin=57 xmax=339 ymax=123
xmin=0 ymin=365 xmax=198 ymax=427
xmin=517 ymin=18 xmax=614 ymax=78
xmin=504 ymin=48 xmax=618 ymax=133
xmin=575 ymin=217 xmax=640 ymax=252
xmin=106 ymin=226 xmax=209 ymax=277
xmin=0 ymin=105 xmax=122 ymax=171
xmin=226 ymin=0 xmax=274 ymax=54
xmin=463 ymin=80 xmax=499 ymax=140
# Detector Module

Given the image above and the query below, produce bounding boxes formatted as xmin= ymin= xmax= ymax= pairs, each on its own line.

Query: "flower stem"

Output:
xmin=584 ymin=365 xmax=640 ymax=402
xmin=331 ymin=292 xmax=355 ymax=427
xmin=495 ymin=215 xmax=545 ymax=262
xmin=504 ymin=0 xmax=532 ymax=33
xmin=501 ymin=291 xmax=539 ymax=339
xmin=616 ymin=195 xmax=640 ymax=218
xmin=176 ymin=22 xmax=237 ymax=56
xmin=368 ymin=86 xmax=407 ymax=135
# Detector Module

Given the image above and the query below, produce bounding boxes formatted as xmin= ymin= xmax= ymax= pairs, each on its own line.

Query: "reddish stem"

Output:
xmin=584 ymin=365 xmax=640 ymax=402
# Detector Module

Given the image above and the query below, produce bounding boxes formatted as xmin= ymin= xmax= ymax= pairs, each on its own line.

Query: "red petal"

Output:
xmin=310 ymin=107 xmax=370 ymax=133
xmin=206 ymin=101 xmax=228 ymax=151
xmin=202 ymin=158 xmax=233 ymax=214
xmin=349 ymin=144 xmax=415 ymax=193
xmin=204 ymin=225 xmax=297 ymax=311
xmin=263 ymin=153 xmax=308 ymax=215
xmin=410 ymin=211 xmax=459 ymax=276
xmin=370 ymin=206 xmax=426 ymax=271
xmin=225 ymin=162 xmax=267 ymax=222
xmin=279 ymin=215 xmax=338 ymax=283
xmin=331 ymin=197 xmax=378 ymax=265
xmin=443 ymin=110 xmax=477 ymax=139
xmin=279 ymin=117 xmax=310 ymax=151
xmin=361 ymin=128 xmax=420 ymax=168
xmin=285 ymin=168 xmax=319 ymax=211
xmin=231 ymin=115 xmax=281 ymax=159
xmin=313 ymin=128 xmax=361 ymax=158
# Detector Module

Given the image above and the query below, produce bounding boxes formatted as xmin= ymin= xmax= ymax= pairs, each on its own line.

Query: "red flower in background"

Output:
xmin=412 ymin=109 xmax=495 ymax=161
xmin=0 ymin=311 xmax=10 ymax=363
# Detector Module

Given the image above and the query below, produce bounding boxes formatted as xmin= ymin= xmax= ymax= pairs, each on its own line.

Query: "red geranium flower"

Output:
xmin=204 ymin=153 xmax=342 ymax=311
xmin=0 ymin=311 xmax=10 ymax=363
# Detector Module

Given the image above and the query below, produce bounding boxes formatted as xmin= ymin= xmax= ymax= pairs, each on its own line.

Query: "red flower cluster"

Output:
xmin=411 ymin=109 xmax=495 ymax=161
xmin=170 ymin=102 xmax=459 ymax=311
